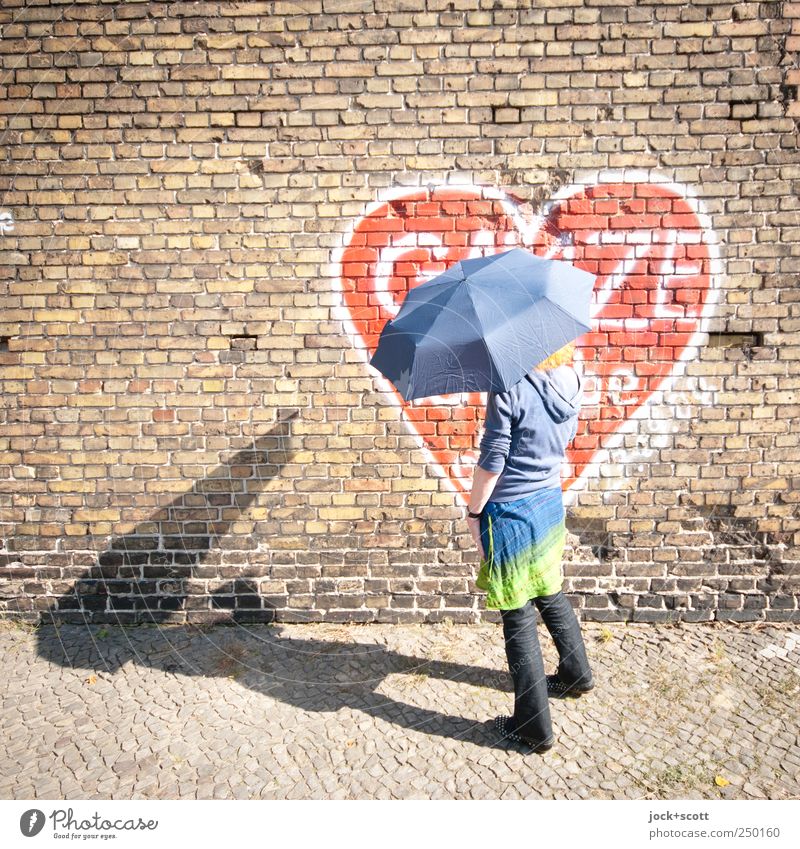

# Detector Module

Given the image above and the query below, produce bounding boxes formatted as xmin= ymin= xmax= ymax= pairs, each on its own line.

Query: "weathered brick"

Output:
xmin=0 ymin=0 xmax=796 ymax=626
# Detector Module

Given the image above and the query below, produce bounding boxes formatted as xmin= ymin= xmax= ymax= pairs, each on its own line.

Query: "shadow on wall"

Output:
xmin=42 ymin=409 xmax=301 ymax=627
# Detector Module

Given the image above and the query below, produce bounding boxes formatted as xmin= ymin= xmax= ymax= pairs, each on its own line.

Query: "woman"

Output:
xmin=465 ymin=341 xmax=594 ymax=753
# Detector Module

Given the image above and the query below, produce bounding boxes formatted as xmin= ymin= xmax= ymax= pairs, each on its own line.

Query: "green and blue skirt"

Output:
xmin=476 ymin=486 xmax=566 ymax=610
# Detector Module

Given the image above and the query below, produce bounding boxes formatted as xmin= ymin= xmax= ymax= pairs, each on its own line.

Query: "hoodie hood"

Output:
xmin=523 ymin=365 xmax=582 ymax=424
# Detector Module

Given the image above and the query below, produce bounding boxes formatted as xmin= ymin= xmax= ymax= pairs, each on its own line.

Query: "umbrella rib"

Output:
xmin=540 ymin=293 xmax=593 ymax=335
xmin=476 ymin=293 xmax=590 ymax=385
xmin=464 ymin=281 xmax=497 ymax=393
xmin=395 ymin=278 xmax=462 ymax=334
xmin=417 ymin=278 xmax=480 ymax=348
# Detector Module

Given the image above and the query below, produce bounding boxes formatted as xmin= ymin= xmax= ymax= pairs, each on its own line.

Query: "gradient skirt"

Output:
xmin=476 ymin=486 xmax=566 ymax=610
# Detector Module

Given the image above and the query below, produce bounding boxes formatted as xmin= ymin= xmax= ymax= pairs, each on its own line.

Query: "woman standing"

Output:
xmin=465 ymin=341 xmax=594 ymax=753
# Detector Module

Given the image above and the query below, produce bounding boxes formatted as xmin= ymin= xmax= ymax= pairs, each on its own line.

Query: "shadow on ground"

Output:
xmin=36 ymin=620 xmax=515 ymax=751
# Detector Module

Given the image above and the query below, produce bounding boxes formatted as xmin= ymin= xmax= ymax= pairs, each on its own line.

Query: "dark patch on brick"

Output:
xmin=706 ymin=331 xmax=764 ymax=350
xmin=572 ymin=517 xmax=619 ymax=561
xmin=229 ymin=333 xmax=259 ymax=345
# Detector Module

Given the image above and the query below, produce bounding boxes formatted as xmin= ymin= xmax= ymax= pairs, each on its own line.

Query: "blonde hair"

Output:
xmin=532 ymin=341 xmax=575 ymax=372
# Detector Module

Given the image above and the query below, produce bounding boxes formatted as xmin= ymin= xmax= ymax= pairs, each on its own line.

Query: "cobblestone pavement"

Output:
xmin=1 ymin=619 xmax=799 ymax=800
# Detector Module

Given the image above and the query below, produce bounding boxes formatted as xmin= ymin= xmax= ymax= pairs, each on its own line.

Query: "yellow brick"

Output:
xmin=33 ymin=310 xmax=81 ymax=322
xmin=22 ymin=452 xmax=68 ymax=464
xmin=73 ymin=509 xmax=121 ymax=522
xmin=68 ymin=396 xmax=115 ymax=407
xmin=318 ymin=507 xmax=364 ymax=520
xmin=171 ymin=452 xmax=223 ymax=464
xmin=0 ymin=368 xmax=35 ymax=379
xmin=83 ymin=252 xmax=128 ymax=266
xmin=508 ymin=90 xmax=559 ymax=106
xmin=49 ymin=481 xmax=95 ymax=493
xmin=207 ymin=280 xmax=254 ymax=292
xmin=115 ymin=452 xmax=168 ymax=464
xmin=207 ymin=34 xmax=246 ymax=49
xmin=203 ymin=380 xmax=225 ymax=392
xmin=20 ymin=297 xmax=48 ymax=310
xmin=391 ymin=479 xmax=437 ymax=491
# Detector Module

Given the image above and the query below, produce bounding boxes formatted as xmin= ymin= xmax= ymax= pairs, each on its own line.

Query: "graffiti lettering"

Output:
xmin=0 ymin=210 xmax=14 ymax=235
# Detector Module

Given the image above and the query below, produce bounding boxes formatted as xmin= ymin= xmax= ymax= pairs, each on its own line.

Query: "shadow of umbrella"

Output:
xmin=35 ymin=620 xmax=514 ymax=752
xmin=32 ymin=408 xmax=517 ymax=751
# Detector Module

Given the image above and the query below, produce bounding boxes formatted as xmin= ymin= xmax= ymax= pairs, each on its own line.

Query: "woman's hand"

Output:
xmin=466 ymin=514 xmax=485 ymax=560
xmin=467 ymin=467 xmax=501 ymax=563
xmin=467 ymin=467 xmax=500 ymax=562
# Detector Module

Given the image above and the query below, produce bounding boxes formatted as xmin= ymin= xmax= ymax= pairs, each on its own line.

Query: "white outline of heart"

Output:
xmin=331 ymin=169 xmax=724 ymax=509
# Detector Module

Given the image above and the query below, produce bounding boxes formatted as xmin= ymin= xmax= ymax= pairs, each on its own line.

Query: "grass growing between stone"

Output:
xmin=211 ymin=640 xmax=248 ymax=679
xmin=753 ymin=670 xmax=800 ymax=711
xmin=632 ymin=758 xmax=723 ymax=798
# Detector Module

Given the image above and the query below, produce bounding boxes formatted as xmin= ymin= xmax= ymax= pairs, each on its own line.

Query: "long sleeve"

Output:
xmin=566 ymin=415 xmax=578 ymax=445
xmin=477 ymin=389 xmax=514 ymax=473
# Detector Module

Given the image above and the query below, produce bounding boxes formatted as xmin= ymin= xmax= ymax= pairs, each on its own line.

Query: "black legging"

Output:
xmin=499 ymin=589 xmax=593 ymax=742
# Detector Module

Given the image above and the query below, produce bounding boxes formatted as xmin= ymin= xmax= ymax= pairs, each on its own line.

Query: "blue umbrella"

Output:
xmin=368 ymin=247 xmax=595 ymax=402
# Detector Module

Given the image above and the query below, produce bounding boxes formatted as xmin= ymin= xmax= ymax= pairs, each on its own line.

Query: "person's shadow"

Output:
xmin=33 ymin=409 xmax=516 ymax=751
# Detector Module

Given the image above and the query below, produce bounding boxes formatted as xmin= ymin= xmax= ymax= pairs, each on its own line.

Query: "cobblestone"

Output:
xmin=1 ymin=620 xmax=798 ymax=800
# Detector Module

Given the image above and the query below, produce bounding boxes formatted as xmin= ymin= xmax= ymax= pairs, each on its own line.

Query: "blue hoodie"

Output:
xmin=476 ymin=364 xmax=583 ymax=502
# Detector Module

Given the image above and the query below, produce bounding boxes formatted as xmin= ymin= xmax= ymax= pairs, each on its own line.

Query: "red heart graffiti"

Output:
xmin=334 ymin=181 xmax=717 ymax=502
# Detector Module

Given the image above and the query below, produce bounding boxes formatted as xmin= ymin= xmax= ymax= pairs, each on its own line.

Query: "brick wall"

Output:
xmin=1 ymin=0 xmax=798 ymax=625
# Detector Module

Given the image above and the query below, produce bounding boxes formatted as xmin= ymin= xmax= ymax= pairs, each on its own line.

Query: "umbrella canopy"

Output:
xmin=368 ymin=247 xmax=595 ymax=402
